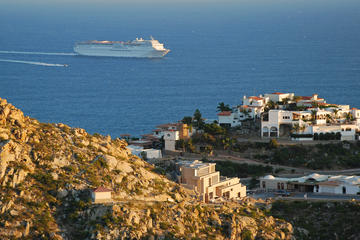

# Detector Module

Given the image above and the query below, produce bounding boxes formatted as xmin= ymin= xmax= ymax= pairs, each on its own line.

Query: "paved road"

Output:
xmin=169 ymin=153 xmax=360 ymax=176
xmin=251 ymin=192 xmax=360 ymax=201
xmin=206 ymin=154 xmax=360 ymax=176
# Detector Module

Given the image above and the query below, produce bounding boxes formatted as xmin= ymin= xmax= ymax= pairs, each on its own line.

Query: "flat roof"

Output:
xmin=177 ymin=160 xmax=215 ymax=169
xmin=261 ymin=173 xmax=360 ymax=186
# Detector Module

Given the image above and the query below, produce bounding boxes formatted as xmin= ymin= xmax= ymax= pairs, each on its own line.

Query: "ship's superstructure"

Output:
xmin=74 ymin=37 xmax=170 ymax=58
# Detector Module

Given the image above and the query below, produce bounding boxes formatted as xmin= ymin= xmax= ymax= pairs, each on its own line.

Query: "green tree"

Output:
xmin=203 ymin=123 xmax=225 ymax=135
xmin=345 ymin=112 xmax=354 ymax=122
xmin=282 ymin=97 xmax=290 ymax=105
xmin=311 ymin=101 xmax=319 ymax=108
xmin=264 ymin=100 xmax=277 ymax=112
xmin=217 ymin=102 xmax=231 ymax=112
xmin=292 ymin=123 xmax=300 ymax=133
xmin=326 ymin=114 xmax=333 ymax=123
xmin=268 ymin=139 xmax=279 ymax=149
xmin=311 ymin=109 xmax=318 ymax=121
xmin=193 ymin=109 xmax=204 ymax=129
xmin=332 ymin=109 xmax=339 ymax=119
xmin=182 ymin=116 xmax=193 ymax=125
xmin=292 ymin=95 xmax=302 ymax=103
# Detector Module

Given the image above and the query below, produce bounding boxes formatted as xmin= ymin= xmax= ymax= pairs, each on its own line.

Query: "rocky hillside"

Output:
xmin=270 ymin=200 xmax=360 ymax=240
xmin=0 ymin=97 xmax=293 ymax=239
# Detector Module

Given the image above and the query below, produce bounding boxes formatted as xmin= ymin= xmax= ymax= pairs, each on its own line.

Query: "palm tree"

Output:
xmin=193 ymin=109 xmax=204 ymax=129
xmin=299 ymin=125 xmax=306 ymax=133
xmin=332 ymin=109 xmax=339 ymax=119
xmin=217 ymin=102 xmax=231 ymax=112
xmin=311 ymin=110 xmax=318 ymax=122
xmin=264 ymin=100 xmax=276 ymax=112
xmin=292 ymin=95 xmax=302 ymax=103
xmin=345 ymin=112 xmax=353 ymax=123
xmin=292 ymin=123 xmax=300 ymax=133
xmin=282 ymin=97 xmax=290 ymax=105
xmin=325 ymin=114 xmax=333 ymax=123
xmin=311 ymin=101 xmax=319 ymax=108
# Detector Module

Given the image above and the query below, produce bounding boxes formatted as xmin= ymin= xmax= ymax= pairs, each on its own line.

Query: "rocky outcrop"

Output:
xmin=0 ymin=97 xmax=294 ymax=239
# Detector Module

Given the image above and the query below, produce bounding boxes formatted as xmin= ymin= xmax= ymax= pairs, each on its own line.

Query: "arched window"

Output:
xmin=281 ymin=183 xmax=284 ymax=190
xmin=270 ymin=127 xmax=278 ymax=137
xmin=263 ymin=127 xmax=269 ymax=137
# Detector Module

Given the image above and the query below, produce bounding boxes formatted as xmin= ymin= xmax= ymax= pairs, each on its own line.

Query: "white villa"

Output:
xmin=260 ymin=173 xmax=360 ymax=195
xmin=127 ymin=145 xmax=162 ymax=159
xmin=217 ymin=95 xmax=270 ymax=127
xmin=177 ymin=160 xmax=246 ymax=202
xmin=217 ymin=92 xmax=329 ymax=128
xmin=261 ymin=107 xmax=360 ymax=140
xmin=257 ymin=92 xmax=360 ymax=141
xmin=264 ymin=92 xmax=294 ymax=103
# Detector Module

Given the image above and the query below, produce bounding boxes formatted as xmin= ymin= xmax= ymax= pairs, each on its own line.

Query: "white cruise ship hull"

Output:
xmin=74 ymin=47 xmax=169 ymax=58
xmin=73 ymin=38 xmax=170 ymax=58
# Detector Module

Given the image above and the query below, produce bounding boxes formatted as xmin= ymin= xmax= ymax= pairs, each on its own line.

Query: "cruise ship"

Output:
xmin=73 ymin=37 xmax=170 ymax=58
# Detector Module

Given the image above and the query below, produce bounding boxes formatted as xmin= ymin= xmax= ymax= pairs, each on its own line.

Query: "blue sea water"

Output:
xmin=0 ymin=0 xmax=360 ymax=137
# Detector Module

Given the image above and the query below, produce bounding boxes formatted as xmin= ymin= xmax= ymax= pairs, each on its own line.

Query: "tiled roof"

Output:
xmin=272 ymin=92 xmax=285 ymax=95
xmin=165 ymin=129 xmax=178 ymax=132
xmin=93 ymin=186 xmax=112 ymax=192
xmin=300 ymin=96 xmax=313 ymax=100
xmin=156 ymin=123 xmax=178 ymax=128
xmin=217 ymin=111 xmax=232 ymax=116
xmin=249 ymin=96 xmax=263 ymax=100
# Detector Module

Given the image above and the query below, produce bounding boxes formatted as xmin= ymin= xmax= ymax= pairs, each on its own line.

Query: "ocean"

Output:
xmin=1 ymin=0 xmax=360 ymax=137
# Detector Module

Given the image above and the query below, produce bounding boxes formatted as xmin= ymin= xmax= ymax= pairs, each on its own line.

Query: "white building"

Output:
xmin=242 ymin=95 xmax=269 ymax=107
xmin=264 ymin=92 xmax=294 ymax=103
xmin=91 ymin=186 xmax=112 ymax=203
xmin=261 ymin=109 xmax=360 ymax=140
xmin=127 ymin=145 xmax=162 ymax=159
xmin=177 ymin=160 xmax=246 ymax=202
xmin=296 ymin=94 xmax=326 ymax=106
xmin=260 ymin=173 xmax=360 ymax=195
xmin=164 ymin=130 xmax=179 ymax=151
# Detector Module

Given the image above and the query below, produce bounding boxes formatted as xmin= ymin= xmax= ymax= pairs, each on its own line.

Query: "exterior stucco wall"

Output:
xmin=92 ymin=192 xmax=112 ymax=202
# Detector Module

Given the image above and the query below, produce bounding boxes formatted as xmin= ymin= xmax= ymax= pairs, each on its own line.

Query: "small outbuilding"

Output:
xmin=91 ymin=186 xmax=112 ymax=203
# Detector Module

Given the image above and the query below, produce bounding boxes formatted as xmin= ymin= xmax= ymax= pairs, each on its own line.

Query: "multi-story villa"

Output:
xmin=261 ymin=106 xmax=360 ymax=141
xmin=217 ymin=95 xmax=269 ymax=127
xmin=177 ymin=160 xmax=246 ymax=202
xmin=216 ymin=91 xmax=360 ymax=140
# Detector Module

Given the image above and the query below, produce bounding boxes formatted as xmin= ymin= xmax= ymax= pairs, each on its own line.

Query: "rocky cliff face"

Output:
xmin=0 ymin=97 xmax=293 ymax=239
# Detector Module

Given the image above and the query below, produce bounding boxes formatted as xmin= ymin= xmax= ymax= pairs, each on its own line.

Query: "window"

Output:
xmin=281 ymin=183 xmax=284 ymax=190
xmin=277 ymin=183 xmax=281 ymax=189
xmin=262 ymin=181 xmax=266 ymax=188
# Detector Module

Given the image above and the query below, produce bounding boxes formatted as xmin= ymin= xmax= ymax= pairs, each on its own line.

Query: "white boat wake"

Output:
xmin=0 ymin=50 xmax=77 ymax=56
xmin=0 ymin=59 xmax=68 ymax=67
